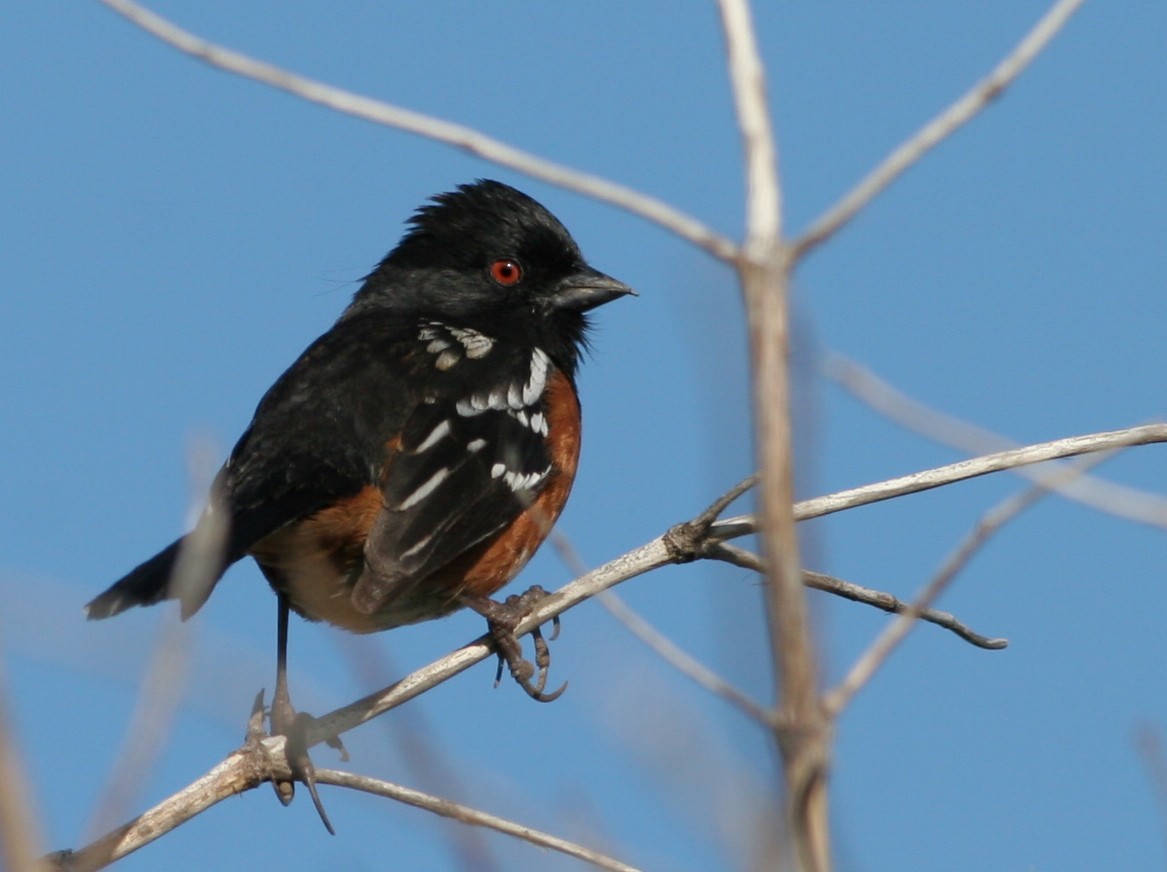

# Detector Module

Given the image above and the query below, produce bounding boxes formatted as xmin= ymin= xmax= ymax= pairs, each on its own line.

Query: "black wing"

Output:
xmin=351 ymin=338 xmax=559 ymax=614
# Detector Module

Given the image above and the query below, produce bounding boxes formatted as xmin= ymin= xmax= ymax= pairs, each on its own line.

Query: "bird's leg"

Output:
xmin=462 ymin=585 xmax=566 ymax=703
xmin=269 ymin=594 xmax=337 ymax=835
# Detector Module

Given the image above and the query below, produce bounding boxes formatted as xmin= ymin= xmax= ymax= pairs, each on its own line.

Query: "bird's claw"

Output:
xmin=468 ymin=585 xmax=567 ymax=703
xmin=267 ymin=689 xmax=343 ymax=834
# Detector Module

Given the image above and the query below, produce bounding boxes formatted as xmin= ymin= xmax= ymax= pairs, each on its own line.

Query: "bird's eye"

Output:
xmin=489 ymin=258 xmax=523 ymax=287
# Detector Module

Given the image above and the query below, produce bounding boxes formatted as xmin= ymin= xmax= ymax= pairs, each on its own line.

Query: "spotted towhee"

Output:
xmin=85 ymin=179 xmax=633 ymax=826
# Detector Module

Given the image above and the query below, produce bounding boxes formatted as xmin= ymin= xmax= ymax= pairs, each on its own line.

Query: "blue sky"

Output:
xmin=4 ymin=2 xmax=1167 ymax=870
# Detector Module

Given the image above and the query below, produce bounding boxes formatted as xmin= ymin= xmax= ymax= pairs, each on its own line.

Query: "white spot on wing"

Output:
xmin=523 ymin=348 xmax=550 ymax=406
xmin=401 ymin=532 xmax=434 ymax=559
xmin=467 ymin=438 xmax=487 ymax=453
xmin=422 ymin=321 xmax=494 ymax=362
xmin=414 ymin=420 xmax=451 ymax=453
xmin=490 ymin=463 xmax=506 ymax=478
xmin=435 ymin=349 xmax=460 ymax=370
xmin=530 ymin=411 xmax=547 ymax=435
xmin=456 ymin=394 xmax=489 ymax=416
xmin=465 ymin=341 xmax=492 ymax=359
xmin=448 ymin=326 xmax=494 ymax=358
xmin=457 ymin=347 xmax=552 ymax=420
xmin=399 ymin=467 xmax=450 ymax=510
xmin=504 ymin=466 xmax=551 ymax=492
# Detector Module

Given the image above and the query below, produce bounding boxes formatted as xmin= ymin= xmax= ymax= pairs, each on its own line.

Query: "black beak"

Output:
xmin=549 ymin=267 xmax=636 ymax=312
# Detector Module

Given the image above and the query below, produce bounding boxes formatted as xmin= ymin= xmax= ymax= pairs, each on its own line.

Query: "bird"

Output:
xmin=85 ymin=179 xmax=634 ymax=829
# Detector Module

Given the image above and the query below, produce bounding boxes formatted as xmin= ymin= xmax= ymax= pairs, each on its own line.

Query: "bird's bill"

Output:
xmin=549 ymin=269 xmax=636 ymax=311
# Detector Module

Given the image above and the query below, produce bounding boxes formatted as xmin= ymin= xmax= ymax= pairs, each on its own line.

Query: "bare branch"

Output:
xmin=824 ymin=452 xmax=1106 ymax=717
xmin=717 ymin=0 xmax=830 ymax=865
xmin=801 ymin=569 xmax=1006 ymax=651
xmin=826 ymin=352 xmax=1167 ymax=529
xmin=710 ymin=424 xmax=1167 ymax=539
xmin=95 ymin=0 xmax=738 ymax=262
xmin=718 ymin=0 xmax=782 ymax=249
xmin=710 ymin=544 xmax=1007 ymax=650
xmin=58 ymin=730 xmax=639 ymax=871
xmin=314 ymin=770 xmax=640 ymax=872
xmin=52 ymin=749 xmax=264 ymax=872
xmin=793 ymin=0 xmax=1087 ymax=258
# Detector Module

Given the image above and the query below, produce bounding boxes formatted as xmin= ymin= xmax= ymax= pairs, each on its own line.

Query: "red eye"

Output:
xmin=489 ymin=258 xmax=523 ymax=287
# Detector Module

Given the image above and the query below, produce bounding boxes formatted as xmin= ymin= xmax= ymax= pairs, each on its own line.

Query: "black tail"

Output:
xmin=86 ymin=534 xmax=232 ymax=621
xmin=85 ymin=540 xmax=184 ymax=619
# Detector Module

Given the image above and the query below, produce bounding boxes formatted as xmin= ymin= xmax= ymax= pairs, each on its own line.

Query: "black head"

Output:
xmin=349 ymin=180 xmax=633 ymax=375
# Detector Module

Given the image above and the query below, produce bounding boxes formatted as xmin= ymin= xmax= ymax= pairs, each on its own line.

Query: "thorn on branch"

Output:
xmin=664 ymin=475 xmax=758 ymax=563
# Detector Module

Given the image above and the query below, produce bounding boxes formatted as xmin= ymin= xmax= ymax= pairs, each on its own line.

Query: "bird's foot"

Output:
xmin=463 ymin=585 xmax=566 ymax=702
xmin=265 ymin=685 xmax=347 ymax=834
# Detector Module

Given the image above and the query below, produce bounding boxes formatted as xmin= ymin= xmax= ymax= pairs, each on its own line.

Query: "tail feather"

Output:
xmin=86 ymin=540 xmax=184 ymax=619
xmin=86 ymin=533 xmax=233 ymax=620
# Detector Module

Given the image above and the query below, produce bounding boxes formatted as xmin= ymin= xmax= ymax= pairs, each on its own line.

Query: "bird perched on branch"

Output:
xmin=85 ymin=179 xmax=634 ymax=829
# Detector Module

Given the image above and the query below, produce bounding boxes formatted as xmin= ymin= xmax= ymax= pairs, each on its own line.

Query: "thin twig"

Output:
xmin=314 ymin=770 xmax=640 ymax=872
xmin=96 ymin=0 xmax=738 ymax=263
xmin=801 ymin=570 xmax=1006 ymax=651
xmin=691 ymin=475 xmax=758 ymax=531
xmin=826 ymin=352 xmax=1167 ymax=529
xmin=709 ymin=424 xmax=1167 ymax=539
xmin=709 ymin=544 xmax=1007 ymax=650
xmin=596 ymin=590 xmax=772 ymax=726
xmin=793 ymin=0 xmax=1087 ymax=258
xmin=824 ymin=452 xmax=1108 ymax=717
